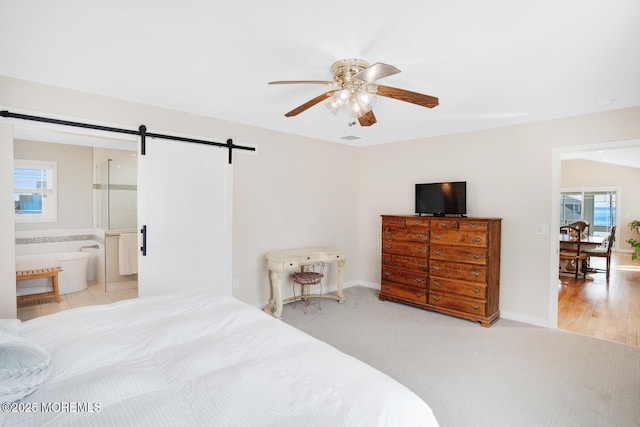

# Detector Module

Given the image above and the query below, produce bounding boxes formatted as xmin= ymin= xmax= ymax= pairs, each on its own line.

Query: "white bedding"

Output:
xmin=2 ymin=291 xmax=439 ymax=426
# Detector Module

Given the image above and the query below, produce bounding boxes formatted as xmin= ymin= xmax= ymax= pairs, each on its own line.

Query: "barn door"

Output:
xmin=137 ymin=137 xmax=232 ymax=297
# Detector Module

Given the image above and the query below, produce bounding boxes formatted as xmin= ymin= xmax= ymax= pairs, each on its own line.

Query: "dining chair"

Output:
xmin=559 ymin=225 xmax=588 ymax=280
xmin=292 ymin=262 xmax=325 ymax=313
xmin=582 ymin=226 xmax=616 ymax=281
xmin=569 ymin=220 xmax=590 ymax=238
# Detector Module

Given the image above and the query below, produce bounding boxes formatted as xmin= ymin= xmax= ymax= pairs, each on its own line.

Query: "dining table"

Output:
xmin=559 ymin=234 xmax=606 ymax=276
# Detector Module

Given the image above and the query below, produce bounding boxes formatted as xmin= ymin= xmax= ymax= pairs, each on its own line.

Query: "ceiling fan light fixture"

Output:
xmin=325 ymin=95 xmax=344 ymax=115
xmin=270 ymin=58 xmax=438 ymax=126
xmin=350 ymin=98 xmax=371 ymax=118
xmin=348 ymin=89 xmax=375 ymax=118
xmin=358 ymin=90 xmax=376 ymax=106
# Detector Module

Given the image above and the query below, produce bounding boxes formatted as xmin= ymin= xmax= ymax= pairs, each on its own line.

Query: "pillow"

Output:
xmin=0 ymin=328 xmax=52 ymax=402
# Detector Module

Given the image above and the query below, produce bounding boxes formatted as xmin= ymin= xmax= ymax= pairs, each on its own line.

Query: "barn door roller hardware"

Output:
xmin=1 ymin=110 xmax=255 ymax=164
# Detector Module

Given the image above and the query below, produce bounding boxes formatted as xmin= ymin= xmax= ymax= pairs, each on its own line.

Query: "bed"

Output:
xmin=1 ymin=291 xmax=439 ymax=426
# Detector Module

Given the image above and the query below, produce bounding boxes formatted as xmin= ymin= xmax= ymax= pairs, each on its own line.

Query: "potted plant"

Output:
xmin=626 ymin=220 xmax=640 ymax=260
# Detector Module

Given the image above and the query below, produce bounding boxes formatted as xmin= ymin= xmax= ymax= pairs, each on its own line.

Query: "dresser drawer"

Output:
xmin=383 ymin=226 xmax=428 ymax=242
xmin=429 ymin=277 xmax=487 ymax=299
xmin=430 ymin=219 xmax=459 ymax=230
xmin=459 ymin=221 xmax=489 ymax=232
xmin=382 ymin=267 xmax=427 ymax=288
xmin=430 ymin=260 xmax=487 ymax=283
xmin=382 ymin=240 xmax=428 ymax=257
xmin=382 ymin=254 xmax=428 ymax=272
xmin=405 ymin=217 xmax=430 ymax=228
xmin=381 ymin=281 xmax=427 ymax=304
xmin=382 ymin=216 xmax=405 ymax=227
xmin=430 ymin=245 xmax=488 ymax=265
xmin=429 ymin=291 xmax=487 ymax=316
xmin=430 ymin=230 xmax=488 ymax=247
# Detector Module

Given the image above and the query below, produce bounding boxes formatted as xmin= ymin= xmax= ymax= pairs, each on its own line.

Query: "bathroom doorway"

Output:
xmin=13 ymin=126 xmax=138 ymax=320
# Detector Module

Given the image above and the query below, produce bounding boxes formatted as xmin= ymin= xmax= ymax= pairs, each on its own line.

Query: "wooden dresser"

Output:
xmin=380 ymin=215 xmax=502 ymax=327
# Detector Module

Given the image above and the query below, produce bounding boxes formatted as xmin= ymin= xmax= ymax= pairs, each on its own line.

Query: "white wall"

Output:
xmin=232 ymin=130 xmax=359 ymax=306
xmin=0 ymin=124 xmax=16 ymax=318
xmin=1 ymin=76 xmax=639 ymax=324
xmin=356 ymin=108 xmax=640 ymax=326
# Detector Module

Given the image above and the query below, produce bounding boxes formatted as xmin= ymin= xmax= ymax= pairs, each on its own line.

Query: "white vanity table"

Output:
xmin=264 ymin=247 xmax=345 ymax=318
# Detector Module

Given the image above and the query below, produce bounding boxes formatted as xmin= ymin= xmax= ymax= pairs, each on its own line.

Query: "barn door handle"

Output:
xmin=140 ymin=225 xmax=147 ymax=256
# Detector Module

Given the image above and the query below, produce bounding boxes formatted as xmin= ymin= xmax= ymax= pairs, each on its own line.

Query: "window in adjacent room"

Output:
xmin=14 ymin=159 xmax=57 ymax=222
xmin=560 ymin=189 xmax=617 ymax=237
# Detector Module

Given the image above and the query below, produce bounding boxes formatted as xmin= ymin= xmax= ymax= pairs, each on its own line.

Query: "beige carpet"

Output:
xmin=281 ymin=286 xmax=640 ymax=427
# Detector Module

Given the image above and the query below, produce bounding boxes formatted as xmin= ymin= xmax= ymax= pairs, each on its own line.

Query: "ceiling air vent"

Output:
xmin=340 ymin=135 xmax=361 ymax=141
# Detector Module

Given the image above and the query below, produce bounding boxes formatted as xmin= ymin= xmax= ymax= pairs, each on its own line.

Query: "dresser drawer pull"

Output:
xmin=385 ymin=286 xmax=391 ymax=291
xmin=385 ymin=244 xmax=392 ymax=249
xmin=438 ymin=222 xmax=447 ymax=228
xmin=432 ymin=296 xmax=440 ymax=302
xmin=411 ymin=221 xmax=420 ymax=226
xmin=473 ymin=237 xmax=483 ymax=243
xmin=433 ymin=250 xmax=441 ymax=256
xmin=416 ymin=234 xmax=425 ymax=238
xmin=472 ymin=304 xmax=480 ymax=310
xmin=432 ymin=266 xmax=440 ymax=271
xmin=433 ymin=235 xmax=441 ymax=240
xmin=390 ymin=219 xmax=397 ymax=224
xmin=416 ymin=293 xmax=423 ymax=298
xmin=433 ymin=281 xmax=441 ymax=287
xmin=416 ymin=263 xmax=424 ymax=268
xmin=384 ymin=258 xmax=391 ymax=264
xmin=469 ymin=223 xmax=478 ymax=228
xmin=473 ymin=254 xmax=482 ymax=260
xmin=384 ymin=272 xmax=391 ymax=277
xmin=471 ymin=271 xmax=481 ymax=277
xmin=385 ymin=230 xmax=392 ymax=235
xmin=416 ymin=248 xmax=424 ymax=253
xmin=415 ymin=278 xmax=423 ymax=283
xmin=473 ymin=288 xmax=480 ymax=293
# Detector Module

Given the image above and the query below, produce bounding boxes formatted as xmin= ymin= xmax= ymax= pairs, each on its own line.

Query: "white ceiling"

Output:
xmin=1 ymin=0 xmax=639 ymax=152
xmin=561 ymin=145 xmax=640 ymax=169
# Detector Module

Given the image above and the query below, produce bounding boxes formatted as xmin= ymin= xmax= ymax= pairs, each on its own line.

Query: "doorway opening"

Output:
xmin=13 ymin=124 xmax=139 ymax=321
xmin=553 ymin=140 xmax=640 ymax=347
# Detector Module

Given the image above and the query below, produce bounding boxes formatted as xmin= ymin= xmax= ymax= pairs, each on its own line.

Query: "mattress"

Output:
xmin=1 ymin=291 xmax=439 ymax=426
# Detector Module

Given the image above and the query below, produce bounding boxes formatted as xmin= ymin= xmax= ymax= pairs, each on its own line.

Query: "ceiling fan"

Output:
xmin=268 ymin=58 xmax=439 ymax=127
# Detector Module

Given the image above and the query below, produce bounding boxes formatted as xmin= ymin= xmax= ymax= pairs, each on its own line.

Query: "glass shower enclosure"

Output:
xmin=97 ymin=157 xmax=137 ymax=230
xmin=96 ymin=155 xmax=138 ymax=291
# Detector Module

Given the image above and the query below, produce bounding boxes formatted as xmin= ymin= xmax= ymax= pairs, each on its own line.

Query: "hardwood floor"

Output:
xmin=558 ymin=252 xmax=640 ymax=347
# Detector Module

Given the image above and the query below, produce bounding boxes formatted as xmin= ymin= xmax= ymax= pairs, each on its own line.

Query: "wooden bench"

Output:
xmin=16 ymin=266 xmax=63 ymax=304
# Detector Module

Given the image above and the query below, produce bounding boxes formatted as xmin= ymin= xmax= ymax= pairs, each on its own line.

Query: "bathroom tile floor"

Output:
xmin=17 ymin=280 xmax=138 ymax=322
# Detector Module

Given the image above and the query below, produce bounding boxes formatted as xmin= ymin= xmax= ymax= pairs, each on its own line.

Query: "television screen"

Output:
xmin=415 ymin=182 xmax=467 ymax=216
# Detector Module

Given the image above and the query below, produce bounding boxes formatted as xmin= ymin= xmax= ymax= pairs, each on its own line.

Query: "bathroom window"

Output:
xmin=14 ymin=159 xmax=57 ymax=223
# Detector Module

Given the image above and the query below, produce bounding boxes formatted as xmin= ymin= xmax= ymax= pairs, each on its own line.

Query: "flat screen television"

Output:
xmin=415 ymin=181 xmax=467 ymax=216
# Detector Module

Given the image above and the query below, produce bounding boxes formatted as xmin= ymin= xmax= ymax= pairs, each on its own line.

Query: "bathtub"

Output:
xmin=16 ymin=252 xmax=91 ymax=295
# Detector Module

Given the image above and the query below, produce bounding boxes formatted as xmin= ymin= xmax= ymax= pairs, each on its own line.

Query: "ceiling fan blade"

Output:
xmin=358 ymin=110 xmax=377 ymax=127
xmin=269 ymin=80 xmax=338 ymax=86
xmin=284 ymin=90 xmax=338 ymax=117
xmin=369 ymin=84 xmax=439 ymax=108
xmin=354 ymin=62 xmax=400 ymax=82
